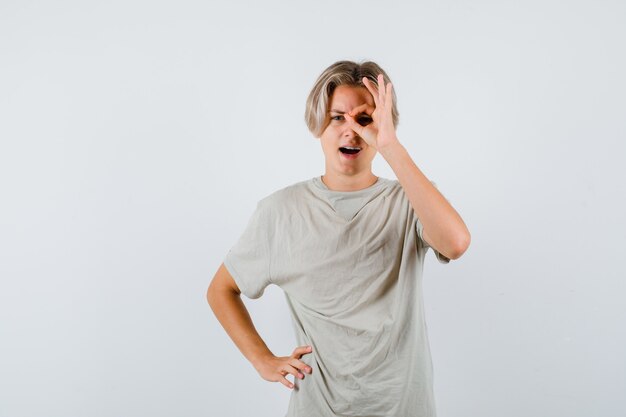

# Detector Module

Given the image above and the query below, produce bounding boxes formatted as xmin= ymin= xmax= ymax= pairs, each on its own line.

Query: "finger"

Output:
xmin=362 ymin=77 xmax=380 ymax=107
xmin=279 ymin=375 xmax=294 ymax=389
xmin=378 ymin=74 xmax=385 ymax=102
xmin=292 ymin=345 xmax=313 ymax=357
xmin=289 ymin=358 xmax=312 ymax=374
xmin=386 ymin=82 xmax=393 ymax=105
xmin=348 ymin=103 xmax=375 ymax=116
xmin=280 ymin=363 xmax=301 ymax=380
xmin=347 ymin=104 xmax=375 ymax=129
xmin=343 ymin=112 xmax=366 ymax=136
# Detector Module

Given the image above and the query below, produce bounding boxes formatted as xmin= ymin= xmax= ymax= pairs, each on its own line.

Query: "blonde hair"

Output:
xmin=304 ymin=60 xmax=399 ymax=138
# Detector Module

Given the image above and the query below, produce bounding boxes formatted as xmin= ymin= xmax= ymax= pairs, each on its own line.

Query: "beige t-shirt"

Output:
xmin=224 ymin=175 xmax=450 ymax=417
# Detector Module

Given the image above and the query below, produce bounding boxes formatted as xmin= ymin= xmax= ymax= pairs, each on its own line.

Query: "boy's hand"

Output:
xmin=343 ymin=73 xmax=400 ymax=152
xmin=253 ymin=345 xmax=313 ymax=390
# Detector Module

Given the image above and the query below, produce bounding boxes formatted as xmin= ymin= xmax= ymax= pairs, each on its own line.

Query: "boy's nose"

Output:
xmin=343 ymin=127 xmax=360 ymax=139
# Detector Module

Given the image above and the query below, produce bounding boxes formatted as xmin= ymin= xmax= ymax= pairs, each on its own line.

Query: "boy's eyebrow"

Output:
xmin=329 ymin=109 xmax=371 ymax=115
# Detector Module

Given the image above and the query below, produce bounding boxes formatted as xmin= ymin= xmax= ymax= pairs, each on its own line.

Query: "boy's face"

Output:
xmin=318 ymin=85 xmax=377 ymax=177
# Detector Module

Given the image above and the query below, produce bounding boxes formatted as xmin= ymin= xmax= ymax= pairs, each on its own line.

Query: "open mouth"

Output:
xmin=339 ymin=146 xmax=362 ymax=155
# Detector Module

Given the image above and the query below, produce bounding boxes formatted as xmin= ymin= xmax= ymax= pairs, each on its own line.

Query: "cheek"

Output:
xmin=324 ymin=124 xmax=340 ymax=135
xmin=320 ymin=140 xmax=337 ymax=153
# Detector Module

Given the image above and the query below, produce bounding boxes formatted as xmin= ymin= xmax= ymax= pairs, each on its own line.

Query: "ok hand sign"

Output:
xmin=343 ymin=74 xmax=399 ymax=152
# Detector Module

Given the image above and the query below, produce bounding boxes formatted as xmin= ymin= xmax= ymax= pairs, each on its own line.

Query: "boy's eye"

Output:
xmin=357 ymin=114 xmax=373 ymax=126
xmin=330 ymin=114 xmax=372 ymax=125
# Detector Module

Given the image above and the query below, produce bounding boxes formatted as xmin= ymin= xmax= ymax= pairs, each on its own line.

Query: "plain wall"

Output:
xmin=1 ymin=0 xmax=625 ymax=416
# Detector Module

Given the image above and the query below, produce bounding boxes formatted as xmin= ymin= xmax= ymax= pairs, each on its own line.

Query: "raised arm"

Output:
xmin=344 ymin=74 xmax=471 ymax=260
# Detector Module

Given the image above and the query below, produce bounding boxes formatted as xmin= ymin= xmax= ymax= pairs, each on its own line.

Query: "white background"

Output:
xmin=1 ymin=1 xmax=625 ymax=416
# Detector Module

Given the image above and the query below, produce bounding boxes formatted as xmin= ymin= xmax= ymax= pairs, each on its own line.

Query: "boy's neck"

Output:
xmin=320 ymin=172 xmax=379 ymax=192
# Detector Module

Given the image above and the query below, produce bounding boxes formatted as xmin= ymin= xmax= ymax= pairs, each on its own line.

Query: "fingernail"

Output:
xmin=307 ymin=346 xmax=312 ymax=351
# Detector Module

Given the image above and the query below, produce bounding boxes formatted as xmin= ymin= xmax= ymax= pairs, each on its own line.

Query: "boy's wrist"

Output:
xmin=378 ymin=140 xmax=405 ymax=159
xmin=250 ymin=350 xmax=274 ymax=369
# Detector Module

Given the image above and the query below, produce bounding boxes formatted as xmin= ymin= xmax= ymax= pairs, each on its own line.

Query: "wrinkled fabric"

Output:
xmin=224 ymin=176 xmax=450 ymax=417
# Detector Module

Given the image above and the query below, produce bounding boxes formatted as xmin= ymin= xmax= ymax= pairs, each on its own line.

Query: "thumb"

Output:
xmin=344 ymin=112 xmax=366 ymax=136
xmin=344 ymin=112 xmax=376 ymax=145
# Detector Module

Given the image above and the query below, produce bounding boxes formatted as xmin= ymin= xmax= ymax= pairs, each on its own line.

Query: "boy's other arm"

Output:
xmin=206 ymin=263 xmax=273 ymax=368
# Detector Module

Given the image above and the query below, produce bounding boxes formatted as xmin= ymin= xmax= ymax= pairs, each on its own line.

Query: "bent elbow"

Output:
xmin=450 ymin=231 xmax=471 ymax=260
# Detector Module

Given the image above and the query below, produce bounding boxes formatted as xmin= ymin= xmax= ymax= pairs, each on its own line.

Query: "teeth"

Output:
xmin=343 ymin=146 xmax=361 ymax=150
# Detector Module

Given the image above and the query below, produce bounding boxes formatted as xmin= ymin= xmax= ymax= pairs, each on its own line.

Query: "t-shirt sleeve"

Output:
xmin=223 ymin=200 xmax=273 ymax=299
xmin=415 ymin=180 xmax=451 ymax=264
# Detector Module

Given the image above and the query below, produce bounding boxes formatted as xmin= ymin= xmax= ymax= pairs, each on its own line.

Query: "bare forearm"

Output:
xmin=207 ymin=289 xmax=273 ymax=368
xmin=379 ymin=141 xmax=470 ymax=258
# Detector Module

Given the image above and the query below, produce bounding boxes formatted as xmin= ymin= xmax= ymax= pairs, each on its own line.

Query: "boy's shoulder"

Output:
xmin=257 ymin=178 xmax=312 ymax=209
